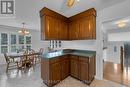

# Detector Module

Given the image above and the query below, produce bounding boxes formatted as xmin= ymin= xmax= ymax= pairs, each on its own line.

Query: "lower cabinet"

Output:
xmin=61 ymin=59 xmax=70 ymax=80
xmin=70 ymin=56 xmax=95 ymax=84
xmin=79 ymin=61 xmax=89 ymax=82
xmin=70 ymin=56 xmax=79 ymax=78
xmin=50 ymin=62 xmax=61 ymax=85
xmin=41 ymin=55 xmax=95 ymax=87
xmin=88 ymin=56 xmax=96 ymax=81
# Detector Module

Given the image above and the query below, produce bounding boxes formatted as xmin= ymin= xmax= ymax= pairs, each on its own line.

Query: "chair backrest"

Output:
xmin=4 ymin=53 xmax=9 ymax=63
xmin=29 ymin=51 xmax=35 ymax=62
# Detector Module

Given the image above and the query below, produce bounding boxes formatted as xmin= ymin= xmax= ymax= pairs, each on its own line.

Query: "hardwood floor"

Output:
xmin=103 ymin=61 xmax=130 ymax=87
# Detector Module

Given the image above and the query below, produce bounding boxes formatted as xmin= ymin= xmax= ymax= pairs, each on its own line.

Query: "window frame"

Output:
xmin=0 ymin=32 xmax=32 ymax=53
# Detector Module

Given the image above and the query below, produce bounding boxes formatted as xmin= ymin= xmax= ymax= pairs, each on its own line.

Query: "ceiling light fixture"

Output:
xmin=117 ymin=20 xmax=126 ymax=28
xmin=18 ymin=23 xmax=29 ymax=35
xmin=67 ymin=0 xmax=75 ymax=7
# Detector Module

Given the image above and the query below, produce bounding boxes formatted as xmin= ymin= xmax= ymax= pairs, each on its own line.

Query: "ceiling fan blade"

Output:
xmin=67 ymin=0 xmax=75 ymax=7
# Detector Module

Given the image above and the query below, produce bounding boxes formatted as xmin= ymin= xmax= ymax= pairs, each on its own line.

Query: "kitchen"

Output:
xmin=0 ymin=0 xmax=129 ymax=87
xmin=40 ymin=7 xmax=100 ymax=87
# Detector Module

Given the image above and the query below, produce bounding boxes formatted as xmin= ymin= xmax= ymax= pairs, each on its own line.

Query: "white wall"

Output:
xmin=99 ymin=0 xmax=130 ymax=22
xmin=104 ymin=42 xmax=124 ymax=64
xmin=61 ymin=40 xmax=96 ymax=51
xmin=108 ymin=32 xmax=130 ymax=41
xmin=0 ymin=25 xmax=41 ymax=65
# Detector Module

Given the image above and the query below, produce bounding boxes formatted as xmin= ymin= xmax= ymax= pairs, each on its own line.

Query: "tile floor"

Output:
xmin=0 ymin=64 xmax=126 ymax=87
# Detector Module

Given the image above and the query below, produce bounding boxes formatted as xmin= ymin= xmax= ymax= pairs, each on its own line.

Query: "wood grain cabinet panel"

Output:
xmin=88 ymin=56 xmax=96 ymax=81
xmin=70 ymin=56 xmax=79 ymax=78
xmin=40 ymin=7 xmax=96 ymax=40
xmin=79 ymin=17 xmax=89 ymax=39
xmin=69 ymin=21 xmax=79 ymax=40
xmin=41 ymin=55 xmax=96 ymax=86
xmin=79 ymin=62 xmax=89 ymax=82
xmin=58 ymin=21 xmax=68 ymax=40
xmin=50 ymin=62 xmax=61 ymax=85
xmin=61 ymin=59 xmax=70 ymax=80
xmin=40 ymin=8 xmax=68 ymax=40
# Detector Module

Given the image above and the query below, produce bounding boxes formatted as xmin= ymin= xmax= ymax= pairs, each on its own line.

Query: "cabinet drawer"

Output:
xmin=79 ymin=57 xmax=89 ymax=63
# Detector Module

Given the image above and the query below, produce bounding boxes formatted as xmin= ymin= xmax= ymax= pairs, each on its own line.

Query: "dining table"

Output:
xmin=7 ymin=52 xmax=40 ymax=69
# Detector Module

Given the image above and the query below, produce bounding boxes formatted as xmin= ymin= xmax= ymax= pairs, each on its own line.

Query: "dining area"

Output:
xmin=4 ymin=48 xmax=44 ymax=72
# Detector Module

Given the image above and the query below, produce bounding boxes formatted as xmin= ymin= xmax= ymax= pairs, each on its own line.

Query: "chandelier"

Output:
xmin=18 ymin=23 xmax=29 ymax=35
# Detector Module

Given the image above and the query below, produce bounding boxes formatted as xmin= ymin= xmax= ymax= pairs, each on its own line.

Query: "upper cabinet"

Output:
xmin=40 ymin=7 xmax=68 ymax=40
xmin=40 ymin=7 xmax=96 ymax=40
xmin=68 ymin=8 xmax=96 ymax=40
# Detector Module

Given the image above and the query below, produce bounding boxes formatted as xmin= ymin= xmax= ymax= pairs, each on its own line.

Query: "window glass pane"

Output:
xmin=26 ymin=45 xmax=31 ymax=51
xmin=18 ymin=45 xmax=25 ymax=52
xmin=26 ymin=36 xmax=31 ymax=44
xmin=19 ymin=35 xmax=24 ymax=44
xmin=11 ymin=35 xmax=16 ymax=44
xmin=1 ymin=46 xmax=8 ymax=53
xmin=11 ymin=46 xmax=17 ymax=52
xmin=1 ymin=33 xmax=8 ymax=45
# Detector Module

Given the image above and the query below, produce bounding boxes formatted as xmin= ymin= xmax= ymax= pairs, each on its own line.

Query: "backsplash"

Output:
xmin=61 ymin=40 xmax=96 ymax=51
xmin=40 ymin=40 xmax=97 ymax=53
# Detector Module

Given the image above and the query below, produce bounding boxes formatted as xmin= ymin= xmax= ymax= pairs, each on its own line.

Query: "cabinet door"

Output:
xmin=79 ymin=17 xmax=90 ymax=39
xmin=69 ymin=21 xmax=79 ymax=40
xmin=59 ymin=21 xmax=68 ymax=40
xmin=88 ymin=57 xmax=95 ymax=81
xmin=91 ymin=16 xmax=96 ymax=39
xmin=70 ymin=56 xmax=79 ymax=78
xmin=61 ymin=59 xmax=70 ymax=80
xmin=50 ymin=62 xmax=61 ymax=85
xmin=87 ymin=16 xmax=93 ymax=39
xmin=78 ymin=16 xmax=96 ymax=40
xmin=79 ymin=61 xmax=89 ymax=82
xmin=41 ymin=16 xmax=45 ymax=40
xmin=45 ymin=16 xmax=59 ymax=40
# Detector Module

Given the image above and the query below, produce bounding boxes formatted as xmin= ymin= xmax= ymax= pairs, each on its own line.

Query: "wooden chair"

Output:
xmin=4 ymin=53 xmax=19 ymax=72
xmin=28 ymin=51 xmax=35 ymax=66
xmin=35 ymin=48 xmax=44 ymax=63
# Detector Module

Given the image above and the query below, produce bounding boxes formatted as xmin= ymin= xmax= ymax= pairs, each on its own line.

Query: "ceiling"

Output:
xmin=0 ymin=0 xmax=127 ymax=30
xmin=103 ymin=16 xmax=130 ymax=33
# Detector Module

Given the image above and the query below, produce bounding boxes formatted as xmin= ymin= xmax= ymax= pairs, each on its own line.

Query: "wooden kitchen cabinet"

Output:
xmin=40 ymin=7 xmax=96 ymax=40
xmin=70 ymin=56 xmax=95 ymax=83
xmin=70 ymin=55 xmax=79 ymax=78
xmin=41 ymin=55 xmax=96 ymax=86
xmin=79 ymin=56 xmax=89 ymax=82
xmin=78 ymin=17 xmax=91 ymax=39
xmin=40 ymin=7 xmax=68 ymax=40
xmin=88 ymin=56 xmax=96 ymax=81
xmin=61 ymin=56 xmax=70 ymax=80
xmin=44 ymin=16 xmax=59 ymax=40
xmin=79 ymin=56 xmax=96 ymax=83
xmin=41 ymin=56 xmax=70 ymax=86
xmin=50 ymin=62 xmax=61 ymax=85
xmin=69 ymin=8 xmax=96 ymax=40
xmin=58 ymin=21 xmax=68 ymax=40
xmin=69 ymin=21 xmax=79 ymax=40
xmin=90 ymin=16 xmax=96 ymax=39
